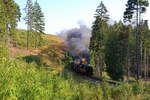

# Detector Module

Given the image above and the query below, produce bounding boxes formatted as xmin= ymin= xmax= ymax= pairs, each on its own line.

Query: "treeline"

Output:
xmin=0 ymin=0 xmax=45 ymax=49
xmin=90 ymin=0 xmax=150 ymax=81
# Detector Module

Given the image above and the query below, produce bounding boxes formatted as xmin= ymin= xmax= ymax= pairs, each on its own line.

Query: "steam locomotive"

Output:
xmin=70 ymin=58 xmax=93 ymax=76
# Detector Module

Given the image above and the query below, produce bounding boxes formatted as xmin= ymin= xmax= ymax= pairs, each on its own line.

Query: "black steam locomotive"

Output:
xmin=70 ymin=58 xmax=93 ymax=76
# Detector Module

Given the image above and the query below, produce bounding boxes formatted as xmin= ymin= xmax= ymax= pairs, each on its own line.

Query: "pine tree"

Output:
xmin=124 ymin=0 xmax=149 ymax=79
xmin=24 ymin=0 xmax=34 ymax=49
xmin=0 ymin=0 xmax=21 ymax=45
xmin=33 ymin=1 xmax=45 ymax=33
xmin=33 ymin=1 xmax=45 ymax=48
xmin=89 ymin=1 xmax=109 ymax=77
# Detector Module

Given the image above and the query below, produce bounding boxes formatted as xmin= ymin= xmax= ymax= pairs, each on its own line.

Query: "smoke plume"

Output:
xmin=58 ymin=24 xmax=91 ymax=57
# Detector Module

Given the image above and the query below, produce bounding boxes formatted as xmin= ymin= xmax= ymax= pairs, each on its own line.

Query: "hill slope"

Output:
xmin=9 ymin=32 xmax=66 ymax=72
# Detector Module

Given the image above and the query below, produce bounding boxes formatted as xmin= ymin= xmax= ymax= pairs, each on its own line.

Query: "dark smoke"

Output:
xmin=58 ymin=24 xmax=91 ymax=58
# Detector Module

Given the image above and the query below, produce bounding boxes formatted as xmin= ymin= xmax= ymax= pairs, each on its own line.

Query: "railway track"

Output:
xmin=87 ymin=75 xmax=120 ymax=86
xmin=70 ymin=69 xmax=120 ymax=86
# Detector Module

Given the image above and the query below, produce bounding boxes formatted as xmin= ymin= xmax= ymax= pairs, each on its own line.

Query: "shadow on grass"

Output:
xmin=22 ymin=55 xmax=41 ymax=65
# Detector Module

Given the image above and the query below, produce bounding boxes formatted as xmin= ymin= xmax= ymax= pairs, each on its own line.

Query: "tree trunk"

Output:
xmin=6 ymin=24 xmax=11 ymax=47
xmin=95 ymin=54 xmax=101 ymax=77
xmin=127 ymin=45 xmax=130 ymax=79
xmin=34 ymin=35 xmax=37 ymax=48
xmin=144 ymin=47 xmax=147 ymax=80
xmin=27 ymin=30 xmax=29 ymax=50
xmin=147 ymin=55 xmax=149 ymax=80
xmin=127 ymin=57 xmax=131 ymax=79
xmin=100 ymin=55 xmax=103 ymax=77
xmin=135 ymin=2 xmax=142 ymax=80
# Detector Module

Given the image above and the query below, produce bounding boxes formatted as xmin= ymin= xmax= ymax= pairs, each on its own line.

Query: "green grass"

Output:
xmin=0 ymin=39 xmax=150 ymax=100
xmin=0 ymin=55 xmax=150 ymax=100
xmin=14 ymin=29 xmax=63 ymax=49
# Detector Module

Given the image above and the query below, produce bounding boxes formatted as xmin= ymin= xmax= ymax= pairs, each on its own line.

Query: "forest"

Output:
xmin=0 ymin=0 xmax=150 ymax=100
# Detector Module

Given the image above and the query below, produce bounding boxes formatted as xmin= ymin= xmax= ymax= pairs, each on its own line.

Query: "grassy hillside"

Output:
xmin=5 ymin=29 xmax=66 ymax=72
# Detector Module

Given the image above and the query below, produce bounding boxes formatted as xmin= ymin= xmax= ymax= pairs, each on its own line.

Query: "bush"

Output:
xmin=111 ymin=83 xmax=134 ymax=100
xmin=132 ymin=82 xmax=144 ymax=95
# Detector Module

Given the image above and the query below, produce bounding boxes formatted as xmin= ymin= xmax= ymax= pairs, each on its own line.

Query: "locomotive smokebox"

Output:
xmin=81 ymin=58 xmax=87 ymax=64
xmin=71 ymin=52 xmax=93 ymax=76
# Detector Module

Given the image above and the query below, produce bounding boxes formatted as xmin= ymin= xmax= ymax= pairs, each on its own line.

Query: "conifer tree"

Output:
xmin=24 ymin=0 xmax=34 ymax=49
xmin=105 ymin=22 xmax=129 ymax=80
xmin=33 ymin=1 xmax=45 ymax=33
xmin=0 ymin=0 xmax=21 ymax=45
xmin=124 ymin=0 xmax=149 ymax=79
xmin=89 ymin=1 xmax=109 ymax=77
xmin=33 ymin=1 xmax=45 ymax=48
xmin=140 ymin=20 xmax=150 ymax=80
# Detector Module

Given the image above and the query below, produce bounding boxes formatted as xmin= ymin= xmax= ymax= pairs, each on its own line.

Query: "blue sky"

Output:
xmin=15 ymin=0 xmax=150 ymax=34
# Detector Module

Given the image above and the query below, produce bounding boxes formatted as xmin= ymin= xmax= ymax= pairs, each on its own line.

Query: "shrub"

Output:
xmin=132 ymin=82 xmax=144 ymax=95
xmin=0 ymin=45 xmax=9 ymax=58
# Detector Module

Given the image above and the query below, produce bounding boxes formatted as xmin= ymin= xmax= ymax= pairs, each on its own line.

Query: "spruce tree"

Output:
xmin=89 ymin=1 xmax=109 ymax=77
